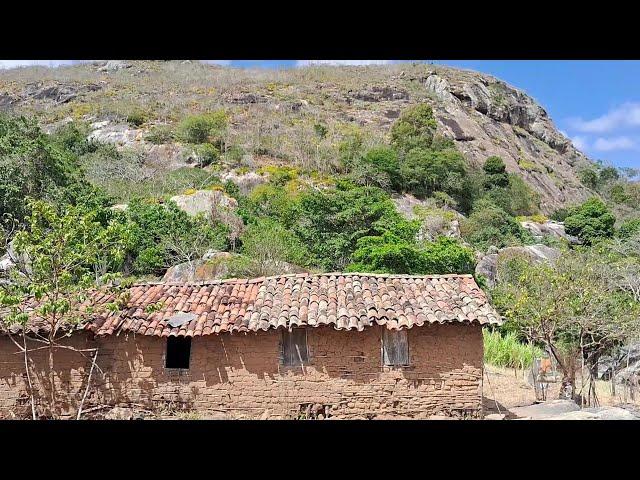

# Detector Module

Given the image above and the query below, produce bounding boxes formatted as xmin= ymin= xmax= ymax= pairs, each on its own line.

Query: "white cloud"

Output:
xmin=0 ymin=60 xmax=83 ymax=69
xmin=569 ymin=102 xmax=640 ymax=134
xmin=593 ymin=136 xmax=637 ymax=152
xmin=570 ymin=135 xmax=589 ymax=151
xmin=296 ymin=60 xmax=392 ymax=67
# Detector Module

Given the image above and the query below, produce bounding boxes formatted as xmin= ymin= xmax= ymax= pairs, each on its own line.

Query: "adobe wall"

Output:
xmin=0 ymin=323 xmax=483 ymax=419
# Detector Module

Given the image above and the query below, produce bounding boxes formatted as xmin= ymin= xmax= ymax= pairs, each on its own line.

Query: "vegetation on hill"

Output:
xmin=2 ymin=61 xmax=640 ymax=409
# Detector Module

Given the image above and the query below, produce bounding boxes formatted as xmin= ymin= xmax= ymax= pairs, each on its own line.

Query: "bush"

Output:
xmin=399 ymin=147 xmax=468 ymax=200
xmin=0 ymin=114 xmax=80 ymax=223
xmin=564 ymin=197 xmax=615 ymax=245
xmin=292 ymin=183 xmax=420 ymax=270
xmin=193 ymin=143 xmax=220 ymax=167
xmin=390 ymin=103 xmax=437 ymax=152
xmin=239 ymin=218 xmax=310 ymax=275
xmin=145 ymin=124 xmax=174 ymax=144
xmin=177 ymin=111 xmax=228 ymax=144
xmin=579 ymin=168 xmax=599 ymax=189
xmin=483 ymin=329 xmax=543 ymax=369
xmin=126 ymin=109 xmax=148 ymax=127
xmin=348 ymin=234 xmax=474 ymax=275
xmin=460 ymin=199 xmax=532 ymax=251
xmin=223 ymin=145 xmax=245 ymax=165
xmin=483 ymin=174 xmax=539 ymax=217
xmin=550 ymin=207 xmax=570 ymax=222
xmin=347 ymin=146 xmax=400 ymax=190
xmin=123 ymin=199 xmax=229 ymax=275
xmin=482 ymin=156 xmax=509 ymax=189
xmin=617 ymin=218 xmax=640 ymax=239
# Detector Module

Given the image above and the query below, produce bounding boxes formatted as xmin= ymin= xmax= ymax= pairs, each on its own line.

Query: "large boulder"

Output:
xmin=520 ymin=220 xmax=580 ymax=244
xmin=162 ymin=251 xmax=308 ymax=282
xmin=475 ymin=244 xmax=561 ymax=287
xmin=98 ymin=60 xmax=132 ymax=72
xmin=162 ymin=252 xmax=238 ymax=282
xmin=219 ymin=171 xmax=267 ymax=195
xmin=169 ymin=189 xmax=238 ymax=218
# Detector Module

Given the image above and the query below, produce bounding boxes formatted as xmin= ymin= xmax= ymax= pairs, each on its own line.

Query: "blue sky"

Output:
xmin=1 ymin=59 xmax=638 ymax=169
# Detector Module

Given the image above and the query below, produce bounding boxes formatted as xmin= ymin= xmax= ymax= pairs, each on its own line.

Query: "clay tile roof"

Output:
xmin=85 ymin=273 xmax=501 ymax=337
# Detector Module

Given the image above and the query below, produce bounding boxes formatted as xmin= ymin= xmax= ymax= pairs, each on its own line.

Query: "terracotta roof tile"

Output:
xmin=83 ymin=273 xmax=501 ymax=337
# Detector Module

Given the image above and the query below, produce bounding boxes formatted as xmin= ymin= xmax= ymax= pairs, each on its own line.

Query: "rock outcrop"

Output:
xmin=475 ymin=244 xmax=561 ymax=287
xmin=169 ymin=189 xmax=238 ymax=218
xmin=519 ymin=220 xmax=579 ymax=244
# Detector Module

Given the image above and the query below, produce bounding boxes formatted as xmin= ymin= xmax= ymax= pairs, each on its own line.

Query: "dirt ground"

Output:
xmin=482 ymin=364 xmax=640 ymax=417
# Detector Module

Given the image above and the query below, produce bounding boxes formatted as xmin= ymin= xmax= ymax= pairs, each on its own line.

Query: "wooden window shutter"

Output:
xmin=383 ymin=328 xmax=409 ymax=366
xmin=282 ymin=328 xmax=308 ymax=366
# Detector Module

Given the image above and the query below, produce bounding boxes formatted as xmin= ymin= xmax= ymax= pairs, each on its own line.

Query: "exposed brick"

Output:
xmin=0 ymin=323 xmax=483 ymax=419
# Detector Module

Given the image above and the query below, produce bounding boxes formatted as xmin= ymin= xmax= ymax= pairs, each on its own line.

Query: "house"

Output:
xmin=0 ymin=273 xmax=501 ymax=419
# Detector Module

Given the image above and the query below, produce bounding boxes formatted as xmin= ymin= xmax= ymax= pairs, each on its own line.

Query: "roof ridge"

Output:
xmin=130 ymin=272 xmax=475 ymax=287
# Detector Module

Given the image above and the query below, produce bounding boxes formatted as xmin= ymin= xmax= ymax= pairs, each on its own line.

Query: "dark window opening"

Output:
xmin=165 ymin=336 xmax=192 ymax=369
xmin=282 ymin=328 xmax=309 ymax=366
xmin=382 ymin=328 xmax=409 ymax=366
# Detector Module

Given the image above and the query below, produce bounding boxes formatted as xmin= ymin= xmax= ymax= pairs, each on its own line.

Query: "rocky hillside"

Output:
xmin=0 ymin=60 xmax=594 ymax=212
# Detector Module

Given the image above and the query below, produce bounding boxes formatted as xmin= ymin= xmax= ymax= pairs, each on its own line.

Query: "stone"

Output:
xmin=169 ymin=189 xmax=238 ymax=218
xmin=475 ymin=244 xmax=561 ymax=287
xmin=509 ymin=399 xmax=580 ymax=420
xmin=98 ymin=60 xmax=132 ymax=72
xmin=520 ymin=220 xmax=580 ymax=244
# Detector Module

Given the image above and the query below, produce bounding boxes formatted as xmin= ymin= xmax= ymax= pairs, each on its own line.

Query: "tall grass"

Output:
xmin=483 ymin=329 xmax=543 ymax=370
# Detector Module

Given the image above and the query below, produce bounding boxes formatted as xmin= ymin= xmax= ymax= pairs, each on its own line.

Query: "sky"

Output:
xmin=1 ymin=59 xmax=638 ymax=169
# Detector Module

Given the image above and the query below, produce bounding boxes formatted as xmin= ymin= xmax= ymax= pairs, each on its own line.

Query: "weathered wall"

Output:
xmin=0 ymin=323 xmax=483 ymax=419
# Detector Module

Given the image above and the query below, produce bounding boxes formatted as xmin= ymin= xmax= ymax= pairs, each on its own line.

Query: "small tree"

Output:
xmin=492 ymin=247 xmax=640 ymax=403
xmin=564 ymin=197 xmax=615 ymax=245
xmin=0 ymin=200 xmax=132 ymax=418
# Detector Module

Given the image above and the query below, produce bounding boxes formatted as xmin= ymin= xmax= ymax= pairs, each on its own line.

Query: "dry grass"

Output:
xmin=483 ymin=364 xmax=640 ymax=414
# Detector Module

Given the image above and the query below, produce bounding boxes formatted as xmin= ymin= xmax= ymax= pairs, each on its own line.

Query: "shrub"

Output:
xmin=240 ymin=218 xmax=310 ymax=275
xmin=177 ymin=111 xmax=228 ymax=144
xmin=390 ymin=103 xmax=437 ymax=152
xmin=617 ymin=218 xmax=640 ymax=239
xmin=126 ymin=109 xmax=148 ymax=127
xmin=482 ymin=156 xmax=509 ymax=189
xmin=223 ymin=145 xmax=245 ymax=165
xmin=0 ymin=114 xmax=79 ymax=223
xmin=145 ymin=124 xmax=174 ymax=144
xmin=193 ymin=143 xmax=220 ymax=167
xmin=564 ymin=197 xmax=615 ymax=245
xmin=399 ymin=147 xmax=467 ymax=200
xmin=313 ymin=123 xmax=328 ymax=139
xmin=123 ymin=199 xmax=229 ymax=276
xmin=460 ymin=199 xmax=532 ymax=250
xmin=550 ymin=207 xmax=570 ymax=222
xmin=348 ymin=234 xmax=474 ymax=275
xmin=579 ymin=168 xmax=599 ymax=189
xmin=347 ymin=146 xmax=400 ymax=190
xmin=483 ymin=329 xmax=543 ymax=369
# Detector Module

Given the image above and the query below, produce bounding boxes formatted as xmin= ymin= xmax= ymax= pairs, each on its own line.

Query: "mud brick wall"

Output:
xmin=0 ymin=323 xmax=483 ymax=419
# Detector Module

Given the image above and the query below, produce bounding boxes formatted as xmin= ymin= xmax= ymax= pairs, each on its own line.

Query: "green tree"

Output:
xmin=492 ymin=247 xmax=640 ymax=402
xmin=0 ymin=199 xmax=132 ymax=418
xmin=390 ymin=104 xmax=438 ymax=152
xmin=348 ymin=234 xmax=474 ymax=275
xmin=399 ymin=147 xmax=467 ymax=199
xmin=123 ymin=199 xmax=229 ymax=275
xmin=293 ymin=183 xmax=419 ymax=270
xmin=0 ymin=115 xmax=80 ymax=223
xmin=460 ymin=199 xmax=532 ymax=250
xmin=482 ymin=156 xmax=509 ymax=189
xmin=240 ymin=218 xmax=310 ymax=276
xmin=177 ymin=111 xmax=228 ymax=145
xmin=564 ymin=197 xmax=615 ymax=245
